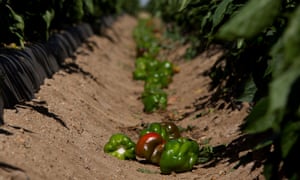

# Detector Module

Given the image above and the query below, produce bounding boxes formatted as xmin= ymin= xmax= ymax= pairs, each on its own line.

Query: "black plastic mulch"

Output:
xmin=0 ymin=22 xmax=95 ymax=125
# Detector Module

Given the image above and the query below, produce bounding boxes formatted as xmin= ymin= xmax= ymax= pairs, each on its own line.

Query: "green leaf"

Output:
xmin=237 ymin=76 xmax=257 ymax=102
xmin=280 ymin=121 xmax=300 ymax=158
xmin=283 ymin=5 xmax=300 ymax=68
xmin=269 ymin=60 xmax=300 ymax=116
xmin=4 ymin=4 xmax=24 ymax=47
xmin=212 ymin=0 xmax=232 ymax=29
xmin=216 ymin=0 xmax=281 ymax=40
xmin=178 ymin=0 xmax=191 ymax=12
xmin=64 ymin=0 xmax=84 ymax=22
xmin=243 ymin=97 xmax=275 ymax=134
xmin=270 ymin=6 xmax=300 ymax=77
xmin=83 ymin=0 xmax=94 ymax=15
xmin=200 ymin=11 xmax=212 ymax=32
xmin=269 ymin=37 xmax=284 ymax=77
xmin=43 ymin=9 xmax=55 ymax=29
xmin=253 ymin=139 xmax=273 ymax=151
xmin=42 ymin=9 xmax=55 ymax=40
xmin=263 ymin=162 xmax=274 ymax=180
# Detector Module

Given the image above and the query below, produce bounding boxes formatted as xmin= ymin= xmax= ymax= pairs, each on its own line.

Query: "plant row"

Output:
xmin=0 ymin=1 xmax=139 ymax=124
xmin=145 ymin=0 xmax=300 ymax=179
xmin=0 ymin=0 xmax=139 ymax=48
xmin=132 ymin=18 xmax=178 ymax=113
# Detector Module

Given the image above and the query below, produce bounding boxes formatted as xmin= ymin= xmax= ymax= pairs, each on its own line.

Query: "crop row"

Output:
xmin=132 ymin=18 xmax=178 ymax=113
xmin=0 ymin=1 xmax=140 ymax=125
xmin=0 ymin=0 xmax=139 ymax=47
xmin=145 ymin=0 xmax=300 ymax=179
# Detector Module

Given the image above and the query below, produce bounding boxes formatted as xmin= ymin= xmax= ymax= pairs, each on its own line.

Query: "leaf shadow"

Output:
xmin=0 ymin=128 xmax=13 ymax=136
xmin=16 ymin=103 xmax=68 ymax=129
xmin=0 ymin=162 xmax=29 ymax=180
xmin=0 ymin=162 xmax=25 ymax=172
xmin=7 ymin=124 xmax=34 ymax=133
xmin=201 ymin=132 xmax=270 ymax=171
xmin=60 ymin=61 xmax=105 ymax=88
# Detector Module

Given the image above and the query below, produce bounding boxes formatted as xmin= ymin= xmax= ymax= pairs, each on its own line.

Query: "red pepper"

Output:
xmin=135 ymin=132 xmax=166 ymax=164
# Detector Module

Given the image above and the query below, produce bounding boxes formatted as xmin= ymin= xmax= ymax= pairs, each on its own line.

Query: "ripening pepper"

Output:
xmin=135 ymin=132 xmax=166 ymax=164
xmin=103 ymin=133 xmax=136 ymax=160
xmin=140 ymin=122 xmax=181 ymax=141
xmin=142 ymin=88 xmax=168 ymax=113
xmin=162 ymin=122 xmax=181 ymax=140
xmin=159 ymin=137 xmax=199 ymax=174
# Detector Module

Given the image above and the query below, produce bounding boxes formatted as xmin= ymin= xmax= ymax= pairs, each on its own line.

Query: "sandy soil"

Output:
xmin=0 ymin=15 xmax=264 ymax=180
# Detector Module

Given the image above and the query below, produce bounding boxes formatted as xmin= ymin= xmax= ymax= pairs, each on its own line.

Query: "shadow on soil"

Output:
xmin=0 ymin=128 xmax=13 ymax=136
xmin=0 ymin=162 xmax=30 ymax=180
xmin=203 ymin=132 xmax=270 ymax=172
xmin=0 ymin=162 xmax=25 ymax=172
xmin=16 ymin=102 xmax=68 ymax=129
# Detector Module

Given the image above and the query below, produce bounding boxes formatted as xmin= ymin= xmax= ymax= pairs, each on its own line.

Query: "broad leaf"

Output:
xmin=178 ymin=0 xmax=191 ymax=12
xmin=269 ymin=60 xmax=300 ymax=116
xmin=280 ymin=121 xmax=300 ymax=158
xmin=269 ymin=37 xmax=284 ymax=78
xmin=83 ymin=0 xmax=94 ymax=15
xmin=212 ymin=0 xmax=232 ymax=29
xmin=283 ymin=6 xmax=300 ymax=69
xmin=216 ymin=0 xmax=281 ymax=40
xmin=244 ymin=97 xmax=275 ymax=134
xmin=237 ymin=76 xmax=257 ymax=102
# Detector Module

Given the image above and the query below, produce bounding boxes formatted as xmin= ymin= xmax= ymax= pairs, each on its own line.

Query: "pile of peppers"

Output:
xmin=104 ymin=19 xmax=200 ymax=174
xmin=103 ymin=122 xmax=201 ymax=174
xmin=135 ymin=58 xmax=177 ymax=113
xmin=132 ymin=18 xmax=179 ymax=113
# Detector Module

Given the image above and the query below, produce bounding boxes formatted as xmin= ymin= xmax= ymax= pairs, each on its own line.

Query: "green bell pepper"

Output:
xmin=142 ymin=88 xmax=168 ymax=113
xmin=158 ymin=61 xmax=174 ymax=76
xmin=144 ymin=71 xmax=171 ymax=90
xmin=133 ymin=57 xmax=148 ymax=80
xmin=159 ymin=137 xmax=199 ymax=174
xmin=103 ymin=133 xmax=136 ymax=160
xmin=144 ymin=80 xmax=163 ymax=92
xmin=145 ymin=58 xmax=159 ymax=72
xmin=133 ymin=69 xmax=147 ymax=80
xmin=133 ymin=57 xmax=161 ymax=81
xmin=140 ymin=122 xmax=168 ymax=140
xmin=140 ymin=122 xmax=181 ymax=141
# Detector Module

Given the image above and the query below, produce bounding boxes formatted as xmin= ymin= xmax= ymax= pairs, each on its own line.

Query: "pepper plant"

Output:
xmin=146 ymin=0 xmax=300 ymax=179
xmin=0 ymin=0 xmax=140 ymax=47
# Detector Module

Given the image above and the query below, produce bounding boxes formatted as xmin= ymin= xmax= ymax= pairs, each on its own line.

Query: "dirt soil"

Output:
xmin=0 ymin=15 xmax=264 ymax=180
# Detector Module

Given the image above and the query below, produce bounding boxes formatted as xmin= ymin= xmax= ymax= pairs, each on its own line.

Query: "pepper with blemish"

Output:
xmin=103 ymin=133 xmax=136 ymax=160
